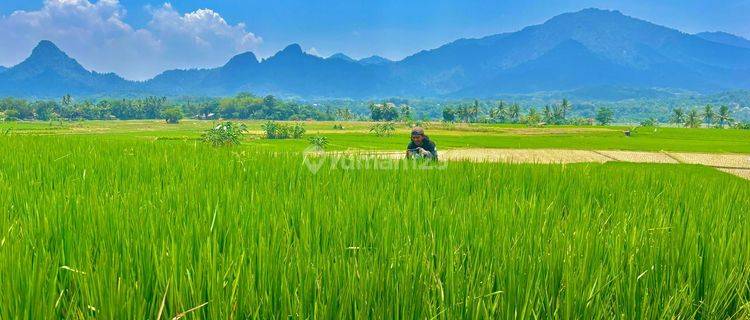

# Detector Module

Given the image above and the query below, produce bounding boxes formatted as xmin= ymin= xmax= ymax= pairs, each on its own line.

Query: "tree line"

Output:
xmin=668 ymin=105 xmax=738 ymax=128
xmin=436 ymin=99 xmax=615 ymax=126
xmin=0 ymin=93 xmax=337 ymax=122
xmin=2 ymin=94 xmax=748 ymax=130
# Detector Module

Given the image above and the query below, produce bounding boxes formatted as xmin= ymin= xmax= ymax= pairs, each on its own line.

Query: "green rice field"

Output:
xmin=3 ymin=120 xmax=750 ymax=153
xmin=1 ymin=128 xmax=750 ymax=318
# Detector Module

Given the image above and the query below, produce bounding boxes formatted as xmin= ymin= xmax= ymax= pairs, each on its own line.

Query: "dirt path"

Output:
xmin=338 ymin=149 xmax=750 ymax=180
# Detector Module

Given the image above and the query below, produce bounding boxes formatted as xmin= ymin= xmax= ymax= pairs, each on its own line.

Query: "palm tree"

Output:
xmin=670 ymin=108 xmax=686 ymax=126
xmin=456 ymin=106 xmax=470 ymax=123
xmin=507 ymin=104 xmax=521 ymax=123
xmin=717 ymin=105 xmax=733 ymax=128
xmin=685 ymin=109 xmax=702 ymax=128
xmin=702 ymin=105 xmax=715 ymax=127
xmin=525 ymin=107 xmax=540 ymax=126
xmin=469 ymin=100 xmax=481 ymax=122
xmin=489 ymin=102 xmax=506 ymax=123
xmin=543 ymin=105 xmax=554 ymax=124
xmin=560 ymin=99 xmax=572 ymax=121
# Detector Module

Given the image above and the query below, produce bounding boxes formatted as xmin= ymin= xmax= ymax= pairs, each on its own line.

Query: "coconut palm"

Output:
xmin=525 ymin=107 xmax=541 ymax=126
xmin=543 ymin=105 xmax=554 ymax=124
xmin=456 ymin=106 xmax=470 ymax=123
xmin=507 ymin=104 xmax=521 ymax=123
xmin=469 ymin=100 xmax=481 ymax=122
xmin=560 ymin=99 xmax=572 ymax=119
xmin=489 ymin=101 xmax=507 ymax=123
xmin=670 ymin=108 xmax=686 ymax=126
xmin=684 ymin=109 xmax=702 ymax=128
xmin=702 ymin=105 xmax=715 ymax=127
xmin=717 ymin=105 xmax=733 ymax=128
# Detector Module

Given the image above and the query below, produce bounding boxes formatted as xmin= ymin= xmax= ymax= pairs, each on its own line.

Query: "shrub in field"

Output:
xmin=2 ymin=109 xmax=19 ymax=122
xmin=202 ymin=121 xmax=247 ymax=146
xmin=308 ymin=136 xmax=329 ymax=150
xmin=332 ymin=124 xmax=345 ymax=130
xmin=735 ymin=122 xmax=750 ymax=130
xmin=291 ymin=123 xmax=306 ymax=138
xmin=160 ymin=107 xmax=184 ymax=124
xmin=370 ymin=122 xmax=395 ymax=137
xmin=640 ymin=118 xmax=659 ymax=127
xmin=262 ymin=121 xmax=306 ymax=139
xmin=568 ymin=117 xmax=594 ymax=126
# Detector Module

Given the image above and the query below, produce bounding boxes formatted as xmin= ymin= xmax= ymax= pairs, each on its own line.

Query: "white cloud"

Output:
xmin=307 ymin=47 xmax=322 ymax=57
xmin=0 ymin=0 xmax=262 ymax=80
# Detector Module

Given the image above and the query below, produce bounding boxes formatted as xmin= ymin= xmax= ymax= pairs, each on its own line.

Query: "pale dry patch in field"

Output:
xmin=718 ymin=169 xmax=750 ymax=180
xmin=440 ymin=148 xmax=609 ymax=164
xmin=497 ymin=127 xmax=614 ymax=136
xmin=668 ymin=153 xmax=750 ymax=169
xmin=597 ymin=151 xmax=679 ymax=164
xmin=329 ymin=148 xmax=750 ymax=180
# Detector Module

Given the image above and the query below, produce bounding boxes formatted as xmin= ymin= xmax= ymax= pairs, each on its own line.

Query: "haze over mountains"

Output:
xmin=1 ymin=8 xmax=749 ymax=99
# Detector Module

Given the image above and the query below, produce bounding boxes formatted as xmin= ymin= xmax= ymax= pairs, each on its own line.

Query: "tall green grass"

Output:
xmin=1 ymin=136 xmax=749 ymax=319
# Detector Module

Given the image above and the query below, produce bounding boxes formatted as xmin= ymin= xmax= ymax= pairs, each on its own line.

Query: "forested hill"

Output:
xmin=1 ymin=9 xmax=750 ymax=99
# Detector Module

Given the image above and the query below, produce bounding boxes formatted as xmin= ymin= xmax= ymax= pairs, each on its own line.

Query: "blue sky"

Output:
xmin=1 ymin=0 xmax=748 ymax=80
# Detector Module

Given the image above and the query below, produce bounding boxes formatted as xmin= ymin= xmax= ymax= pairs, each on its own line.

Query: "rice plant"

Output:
xmin=1 ymin=135 xmax=749 ymax=319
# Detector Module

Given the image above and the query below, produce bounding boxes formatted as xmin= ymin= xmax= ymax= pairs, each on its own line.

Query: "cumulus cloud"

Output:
xmin=0 ymin=0 xmax=262 ymax=80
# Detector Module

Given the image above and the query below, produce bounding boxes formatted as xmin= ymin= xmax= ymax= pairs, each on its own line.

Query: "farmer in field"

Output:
xmin=406 ymin=127 xmax=438 ymax=160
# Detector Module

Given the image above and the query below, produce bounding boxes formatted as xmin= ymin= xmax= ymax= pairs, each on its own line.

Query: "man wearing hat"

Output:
xmin=406 ymin=127 xmax=437 ymax=160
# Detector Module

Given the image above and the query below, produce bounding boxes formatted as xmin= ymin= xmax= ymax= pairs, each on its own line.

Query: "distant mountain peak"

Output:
xmin=359 ymin=55 xmax=393 ymax=65
xmin=281 ymin=44 xmax=304 ymax=54
xmin=544 ymin=7 xmax=628 ymax=25
xmin=224 ymin=52 xmax=259 ymax=68
xmin=30 ymin=40 xmax=68 ymax=59
xmin=564 ymin=7 xmax=625 ymax=18
xmin=328 ymin=53 xmax=355 ymax=62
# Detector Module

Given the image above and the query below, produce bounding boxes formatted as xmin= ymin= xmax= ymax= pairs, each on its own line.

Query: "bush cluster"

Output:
xmin=262 ymin=121 xmax=306 ymax=139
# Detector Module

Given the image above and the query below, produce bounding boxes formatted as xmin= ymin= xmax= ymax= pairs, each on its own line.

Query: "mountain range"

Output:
xmin=1 ymin=8 xmax=749 ymax=99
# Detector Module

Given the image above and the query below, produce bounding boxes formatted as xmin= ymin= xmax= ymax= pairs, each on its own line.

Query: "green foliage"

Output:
xmin=716 ymin=105 xmax=734 ymax=128
xmin=685 ymin=109 xmax=702 ymax=128
xmin=671 ymin=108 xmax=686 ymax=125
xmin=219 ymin=93 xmax=329 ymax=120
xmin=488 ymin=102 xmax=507 ymax=123
xmin=640 ymin=118 xmax=659 ymax=127
xmin=3 ymin=109 xmax=19 ymax=121
xmin=442 ymin=107 xmax=456 ymax=122
xmin=332 ymin=124 xmax=345 ymax=130
xmin=595 ymin=107 xmax=614 ymax=125
xmin=398 ymin=104 xmax=412 ymax=121
xmin=735 ymin=122 xmax=750 ymax=130
xmin=307 ymin=136 xmax=330 ymax=150
xmin=522 ymin=107 xmax=541 ymax=126
xmin=703 ymin=104 xmax=716 ymax=126
xmin=568 ymin=117 xmax=594 ymax=126
xmin=262 ymin=121 xmax=306 ymax=139
xmin=160 ymin=106 xmax=184 ymax=124
xmin=454 ymin=101 xmax=482 ymax=123
xmin=334 ymin=108 xmax=355 ymax=121
xmin=369 ymin=122 xmax=396 ymax=137
xmin=369 ymin=102 xmax=399 ymax=121
xmin=201 ymin=121 xmax=247 ymax=146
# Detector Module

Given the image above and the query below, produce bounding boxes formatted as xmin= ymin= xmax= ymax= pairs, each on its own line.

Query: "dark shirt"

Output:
xmin=407 ymin=137 xmax=438 ymax=160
